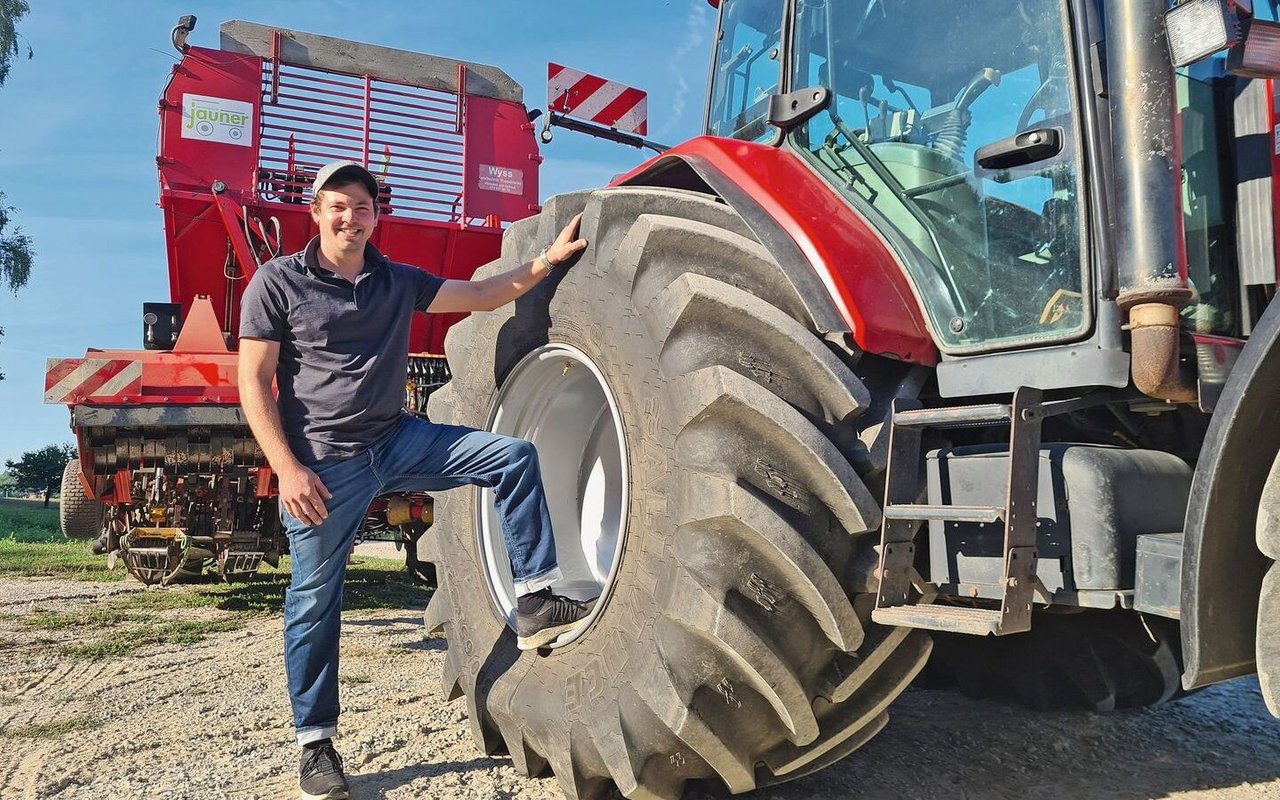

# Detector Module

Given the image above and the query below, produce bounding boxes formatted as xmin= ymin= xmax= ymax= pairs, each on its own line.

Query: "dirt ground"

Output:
xmin=0 ymin=575 xmax=1278 ymax=800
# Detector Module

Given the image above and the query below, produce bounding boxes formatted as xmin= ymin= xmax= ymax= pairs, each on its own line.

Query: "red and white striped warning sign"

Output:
xmin=44 ymin=358 xmax=143 ymax=404
xmin=547 ymin=63 xmax=648 ymax=135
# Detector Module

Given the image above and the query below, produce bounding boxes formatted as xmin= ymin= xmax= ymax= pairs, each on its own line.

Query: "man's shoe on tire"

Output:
xmin=299 ymin=740 xmax=349 ymax=800
xmin=516 ymin=588 xmax=597 ymax=650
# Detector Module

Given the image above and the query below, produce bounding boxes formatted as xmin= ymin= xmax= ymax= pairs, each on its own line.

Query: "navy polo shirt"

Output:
xmin=238 ymin=236 xmax=445 ymax=465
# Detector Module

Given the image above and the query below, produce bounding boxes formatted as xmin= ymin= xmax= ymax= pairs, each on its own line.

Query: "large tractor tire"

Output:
xmin=422 ymin=187 xmax=931 ymax=799
xmin=1254 ymin=450 xmax=1280 ymax=716
xmin=924 ymin=609 xmax=1185 ymax=712
xmin=59 ymin=458 xmax=104 ymax=541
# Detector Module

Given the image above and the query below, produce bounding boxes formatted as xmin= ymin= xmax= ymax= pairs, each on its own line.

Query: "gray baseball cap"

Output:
xmin=311 ymin=160 xmax=380 ymax=202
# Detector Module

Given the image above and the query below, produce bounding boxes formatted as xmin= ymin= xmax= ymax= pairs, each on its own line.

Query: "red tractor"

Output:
xmin=45 ymin=17 xmax=540 ymax=584
xmin=418 ymin=0 xmax=1280 ymax=797
xmin=44 ymin=3 xmax=1280 ymax=798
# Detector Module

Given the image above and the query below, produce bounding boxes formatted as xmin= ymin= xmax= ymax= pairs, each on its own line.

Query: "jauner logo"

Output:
xmin=181 ymin=94 xmax=253 ymax=148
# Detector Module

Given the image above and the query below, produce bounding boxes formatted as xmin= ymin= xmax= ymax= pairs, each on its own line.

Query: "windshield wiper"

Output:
xmin=825 ymin=111 xmax=918 ymax=209
xmin=817 ymin=109 xmax=970 ymax=313
xmin=820 ymin=127 xmax=879 ymax=202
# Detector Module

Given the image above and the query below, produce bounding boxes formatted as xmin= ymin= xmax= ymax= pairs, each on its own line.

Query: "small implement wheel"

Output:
xmin=59 ymin=459 xmax=104 ymax=541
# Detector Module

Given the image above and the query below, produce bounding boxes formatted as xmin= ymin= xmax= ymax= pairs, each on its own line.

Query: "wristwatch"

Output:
xmin=537 ymin=246 xmax=556 ymax=270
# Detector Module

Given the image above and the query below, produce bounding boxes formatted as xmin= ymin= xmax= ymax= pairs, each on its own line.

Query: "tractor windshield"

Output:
xmin=708 ymin=0 xmax=784 ymax=142
xmin=790 ymin=0 xmax=1089 ymax=352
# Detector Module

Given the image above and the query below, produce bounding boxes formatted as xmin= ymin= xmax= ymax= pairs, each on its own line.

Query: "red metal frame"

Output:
xmin=614 ymin=137 xmax=938 ymax=365
xmin=46 ymin=20 xmax=544 ymax=484
xmin=154 ymin=36 xmax=539 ymax=364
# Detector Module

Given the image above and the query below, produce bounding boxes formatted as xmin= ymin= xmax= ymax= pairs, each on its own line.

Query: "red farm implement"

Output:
xmin=44 ymin=18 xmax=540 ymax=585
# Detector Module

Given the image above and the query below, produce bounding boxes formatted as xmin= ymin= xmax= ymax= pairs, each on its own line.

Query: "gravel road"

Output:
xmin=0 ymin=576 xmax=1277 ymax=800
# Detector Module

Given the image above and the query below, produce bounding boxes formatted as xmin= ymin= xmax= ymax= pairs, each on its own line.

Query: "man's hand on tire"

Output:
xmin=544 ymin=213 xmax=588 ymax=268
xmin=278 ymin=464 xmax=333 ymax=526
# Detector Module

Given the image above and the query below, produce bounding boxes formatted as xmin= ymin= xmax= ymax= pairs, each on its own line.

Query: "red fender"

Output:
xmin=614 ymin=136 xmax=937 ymax=365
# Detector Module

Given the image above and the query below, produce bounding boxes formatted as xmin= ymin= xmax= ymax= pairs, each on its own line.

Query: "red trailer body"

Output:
xmin=44 ymin=19 xmax=541 ymax=584
xmin=156 ymin=25 xmax=540 ymax=358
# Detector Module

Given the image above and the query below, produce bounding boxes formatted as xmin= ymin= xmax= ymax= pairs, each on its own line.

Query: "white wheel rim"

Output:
xmin=480 ymin=343 xmax=628 ymax=647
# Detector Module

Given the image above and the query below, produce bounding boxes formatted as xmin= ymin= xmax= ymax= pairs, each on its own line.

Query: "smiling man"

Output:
xmin=237 ymin=161 xmax=594 ymax=800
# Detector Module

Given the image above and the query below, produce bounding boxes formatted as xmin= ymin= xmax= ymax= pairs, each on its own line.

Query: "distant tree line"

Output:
xmin=0 ymin=0 xmax=35 ymax=380
xmin=5 ymin=443 xmax=75 ymax=507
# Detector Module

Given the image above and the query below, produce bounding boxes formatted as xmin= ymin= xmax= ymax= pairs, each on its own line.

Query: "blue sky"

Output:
xmin=0 ymin=1 xmax=716 ymax=465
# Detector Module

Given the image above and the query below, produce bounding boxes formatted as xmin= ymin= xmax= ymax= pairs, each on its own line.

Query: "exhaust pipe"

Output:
xmin=1128 ymin=303 xmax=1197 ymax=403
xmin=1105 ymin=0 xmax=1197 ymax=403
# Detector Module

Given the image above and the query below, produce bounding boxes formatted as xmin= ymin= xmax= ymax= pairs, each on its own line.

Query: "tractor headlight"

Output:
xmin=1165 ymin=0 xmax=1241 ymax=67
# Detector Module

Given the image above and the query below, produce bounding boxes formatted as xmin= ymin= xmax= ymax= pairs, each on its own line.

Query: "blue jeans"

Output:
xmin=281 ymin=414 xmax=561 ymax=746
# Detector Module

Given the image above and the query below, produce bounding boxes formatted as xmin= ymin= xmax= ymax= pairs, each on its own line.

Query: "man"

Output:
xmin=238 ymin=161 xmax=593 ymax=800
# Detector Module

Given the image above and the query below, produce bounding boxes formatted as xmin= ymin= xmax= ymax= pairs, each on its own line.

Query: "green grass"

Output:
xmin=205 ymin=556 xmax=428 ymax=614
xmin=338 ymin=673 xmax=372 ymax=685
xmin=0 ymin=497 xmax=61 ymax=541
xmin=0 ymin=494 xmax=426 ymax=603
xmin=8 ymin=593 xmax=249 ymax=659
xmin=0 ymin=549 xmax=424 ymax=613
xmin=0 ymin=715 xmax=102 ymax=739
xmin=0 ymin=538 xmax=120 ymax=581
xmin=0 ymin=499 xmax=430 ymax=660
xmin=0 ymin=537 xmax=124 ymax=581
xmin=63 ymin=619 xmax=247 ymax=660
xmin=20 ymin=607 xmax=150 ymax=629
xmin=106 ymin=589 xmax=224 ymax=611
xmin=0 ymin=497 xmax=119 ymax=580
xmin=0 ymin=544 xmax=428 ymax=660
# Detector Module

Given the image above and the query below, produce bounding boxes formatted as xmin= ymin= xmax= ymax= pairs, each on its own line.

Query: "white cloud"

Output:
xmin=658 ymin=2 xmax=713 ymax=138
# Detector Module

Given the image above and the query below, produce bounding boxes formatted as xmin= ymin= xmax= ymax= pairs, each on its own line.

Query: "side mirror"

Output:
xmin=767 ymin=87 xmax=831 ymax=133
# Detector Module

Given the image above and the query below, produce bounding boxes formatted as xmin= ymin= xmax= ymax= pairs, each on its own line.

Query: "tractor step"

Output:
xmin=873 ymin=605 xmax=1006 ymax=636
xmin=883 ymin=504 xmax=1004 ymax=524
xmin=874 ymin=387 xmax=1046 ymax=636
xmin=891 ymin=403 xmax=1012 ymax=428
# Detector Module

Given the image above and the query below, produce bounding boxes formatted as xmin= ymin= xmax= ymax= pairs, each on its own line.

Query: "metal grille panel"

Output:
xmin=256 ymin=62 xmax=467 ymax=222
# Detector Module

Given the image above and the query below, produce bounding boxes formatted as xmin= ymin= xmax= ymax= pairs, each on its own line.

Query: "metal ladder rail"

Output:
xmin=873 ymin=386 xmax=1045 ymax=636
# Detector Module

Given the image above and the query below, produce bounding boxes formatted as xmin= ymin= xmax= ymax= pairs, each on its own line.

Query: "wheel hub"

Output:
xmin=481 ymin=343 xmax=628 ymax=647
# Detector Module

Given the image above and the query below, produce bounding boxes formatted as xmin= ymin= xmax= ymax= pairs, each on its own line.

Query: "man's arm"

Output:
xmin=238 ymin=337 xmax=331 ymax=525
xmin=427 ymin=213 xmax=588 ymax=314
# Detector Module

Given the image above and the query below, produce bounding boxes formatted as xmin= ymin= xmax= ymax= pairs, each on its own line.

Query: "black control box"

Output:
xmin=143 ymin=302 xmax=182 ymax=350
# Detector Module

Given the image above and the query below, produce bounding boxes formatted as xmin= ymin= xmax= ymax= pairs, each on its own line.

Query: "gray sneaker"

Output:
xmin=299 ymin=740 xmax=349 ymax=800
xmin=516 ymin=589 xmax=597 ymax=650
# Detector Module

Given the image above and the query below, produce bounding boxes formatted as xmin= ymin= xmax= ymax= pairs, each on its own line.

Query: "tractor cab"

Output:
xmin=707 ymin=0 xmax=1276 ymax=378
xmin=698 ymin=0 xmax=1280 ymax=706
xmin=711 ymin=0 xmax=1090 ymax=353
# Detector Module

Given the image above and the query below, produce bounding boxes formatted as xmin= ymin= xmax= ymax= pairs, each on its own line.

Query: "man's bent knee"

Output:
xmin=506 ymin=437 xmax=537 ymax=465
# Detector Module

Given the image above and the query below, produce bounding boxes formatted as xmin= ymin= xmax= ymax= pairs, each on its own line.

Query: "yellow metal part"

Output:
xmin=386 ymin=496 xmax=412 ymax=526
xmin=129 ymin=527 xmax=184 ymax=539
xmin=148 ymin=506 xmax=168 ymax=525
xmin=386 ymin=496 xmax=434 ymax=526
